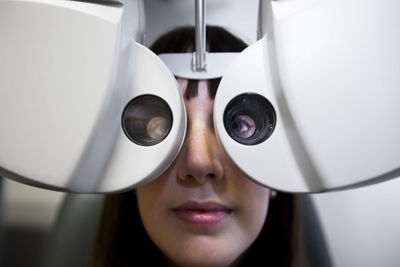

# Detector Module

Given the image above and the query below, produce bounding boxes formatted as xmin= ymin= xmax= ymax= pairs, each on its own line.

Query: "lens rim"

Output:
xmin=223 ymin=93 xmax=276 ymax=145
xmin=121 ymin=94 xmax=173 ymax=146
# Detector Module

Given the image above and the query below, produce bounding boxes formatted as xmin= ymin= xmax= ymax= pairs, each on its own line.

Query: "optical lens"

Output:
xmin=224 ymin=93 xmax=276 ymax=145
xmin=122 ymin=95 xmax=173 ymax=146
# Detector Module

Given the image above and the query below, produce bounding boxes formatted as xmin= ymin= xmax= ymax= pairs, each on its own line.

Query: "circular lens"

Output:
xmin=122 ymin=95 xmax=173 ymax=146
xmin=224 ymin=93 xmax=276 ymax=145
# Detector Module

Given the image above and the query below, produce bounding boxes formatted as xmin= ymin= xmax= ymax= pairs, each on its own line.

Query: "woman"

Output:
xmin=92 ymin=26 xmax=306 ymax=267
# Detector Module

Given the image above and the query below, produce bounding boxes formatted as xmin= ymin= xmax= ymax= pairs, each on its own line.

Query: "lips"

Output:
xmin=173 ymin=201 xmax=232 ymax=225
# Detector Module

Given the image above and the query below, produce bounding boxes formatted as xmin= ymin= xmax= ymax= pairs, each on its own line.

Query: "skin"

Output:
xmin=136 ymin=79 xmax=271 ymax=267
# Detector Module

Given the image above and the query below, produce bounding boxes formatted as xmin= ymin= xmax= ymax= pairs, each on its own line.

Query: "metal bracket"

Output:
xmin=194 ymin=0 xmax=207 ymax=71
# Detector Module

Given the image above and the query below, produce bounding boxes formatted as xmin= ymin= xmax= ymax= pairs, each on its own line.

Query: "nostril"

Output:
xmin=185 ymin=174 xmax=195 ymax=180
xmin=205 ymin=173 xmax=216 ymax=180
xmin=181 ymin=173 xmax=211 ymax=184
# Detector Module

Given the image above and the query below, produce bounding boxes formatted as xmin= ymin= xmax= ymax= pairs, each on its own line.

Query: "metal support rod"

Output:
xmin=195 ymin=0 xmax=206 ymax=71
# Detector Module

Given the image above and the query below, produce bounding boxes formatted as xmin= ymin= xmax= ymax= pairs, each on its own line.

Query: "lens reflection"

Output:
xmin=122 ymin=95 xmax=173 ymax=146
xmin=146 ymin=116 xmax=169 ymax=140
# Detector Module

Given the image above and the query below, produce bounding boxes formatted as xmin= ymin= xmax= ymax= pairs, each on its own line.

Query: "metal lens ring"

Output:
xmin=223 ymin=93 xmax=276 ymax=145
xmin=122 ymin=95 xmax=173 ymax=146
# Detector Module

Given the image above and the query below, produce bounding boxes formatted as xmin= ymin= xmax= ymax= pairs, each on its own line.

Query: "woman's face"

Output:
xmin=137 ymin=79 xmax=271 ymax=267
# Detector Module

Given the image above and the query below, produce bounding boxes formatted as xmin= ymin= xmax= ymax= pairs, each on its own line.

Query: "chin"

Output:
xmin=171 ymin=258 xmax=236 ymax=267
xmin=157 ymin=226 xmax=253 ymax=267
xmin=167 ymin=249 xmax=244 ymax=267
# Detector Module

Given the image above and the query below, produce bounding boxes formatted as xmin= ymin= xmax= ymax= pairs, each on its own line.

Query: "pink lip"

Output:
xmin=173 ymin=201 xmax=232 ymax=226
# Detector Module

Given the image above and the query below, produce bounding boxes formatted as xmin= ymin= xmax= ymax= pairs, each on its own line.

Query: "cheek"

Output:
xmin=136 ymin=173 xmax=170 ymax=231
xmin=137 ymin=179 xmax=163 ymax=212
xmin=229 ymin=172 xmax=271 ymax=237
xmin=136 ymin=165 xmax=181 ymax=239
xmin=239 ymin=179 xmax=270 ymax=212
xmin=136 ymin=174 xmax=175 ymax=258
xmin=136 ymin=161 xmax=178 ymax=210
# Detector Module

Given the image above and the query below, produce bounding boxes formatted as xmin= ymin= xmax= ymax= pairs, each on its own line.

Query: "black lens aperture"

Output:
xmin=122 ymin=95 xmax=173 ymax=146
xmin=224 ymin=93 xmax=276 ymax=145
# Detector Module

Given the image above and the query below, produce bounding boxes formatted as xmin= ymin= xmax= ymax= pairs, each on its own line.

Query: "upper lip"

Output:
xmin=173 ymin=201 xmax=232 ymax=211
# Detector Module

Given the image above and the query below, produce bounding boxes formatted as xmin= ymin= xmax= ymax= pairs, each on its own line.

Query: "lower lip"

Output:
xmin=174 ymin=210 xmax=231 ymax=225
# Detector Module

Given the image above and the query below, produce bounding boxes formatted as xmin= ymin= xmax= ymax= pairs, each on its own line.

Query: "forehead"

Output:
xmin=177 ymin=78 xmax=188 ymax=94
xmin=177 ymin=78 xmax=210 ymax=98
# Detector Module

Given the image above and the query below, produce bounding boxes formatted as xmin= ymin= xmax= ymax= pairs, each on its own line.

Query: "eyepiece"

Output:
xmin=224 ymin=93 xmax=276 ymax=145
xmin=122 ymin=95 xmax=173 ymax=146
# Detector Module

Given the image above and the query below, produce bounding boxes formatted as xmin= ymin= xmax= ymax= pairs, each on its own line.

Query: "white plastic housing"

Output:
xmin=98 ymin=42 xmax=186 ymax=192
xmin=215 ymin=0 xmax=400 ymax=192
xmin=0 ymin=0 xmax=185 ymax=193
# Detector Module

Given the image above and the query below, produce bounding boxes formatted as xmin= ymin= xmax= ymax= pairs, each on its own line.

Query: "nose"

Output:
xmin=177 ymin=124 xmax=224 ymax=184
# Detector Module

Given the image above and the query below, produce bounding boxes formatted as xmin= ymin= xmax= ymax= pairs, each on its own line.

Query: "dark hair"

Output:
xmin=92 ymin=26 xmax=302 ymax=267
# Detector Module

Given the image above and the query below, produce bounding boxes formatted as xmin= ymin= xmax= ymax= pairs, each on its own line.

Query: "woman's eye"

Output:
xmin=231 ymin=115 xmax=256 ymax=139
